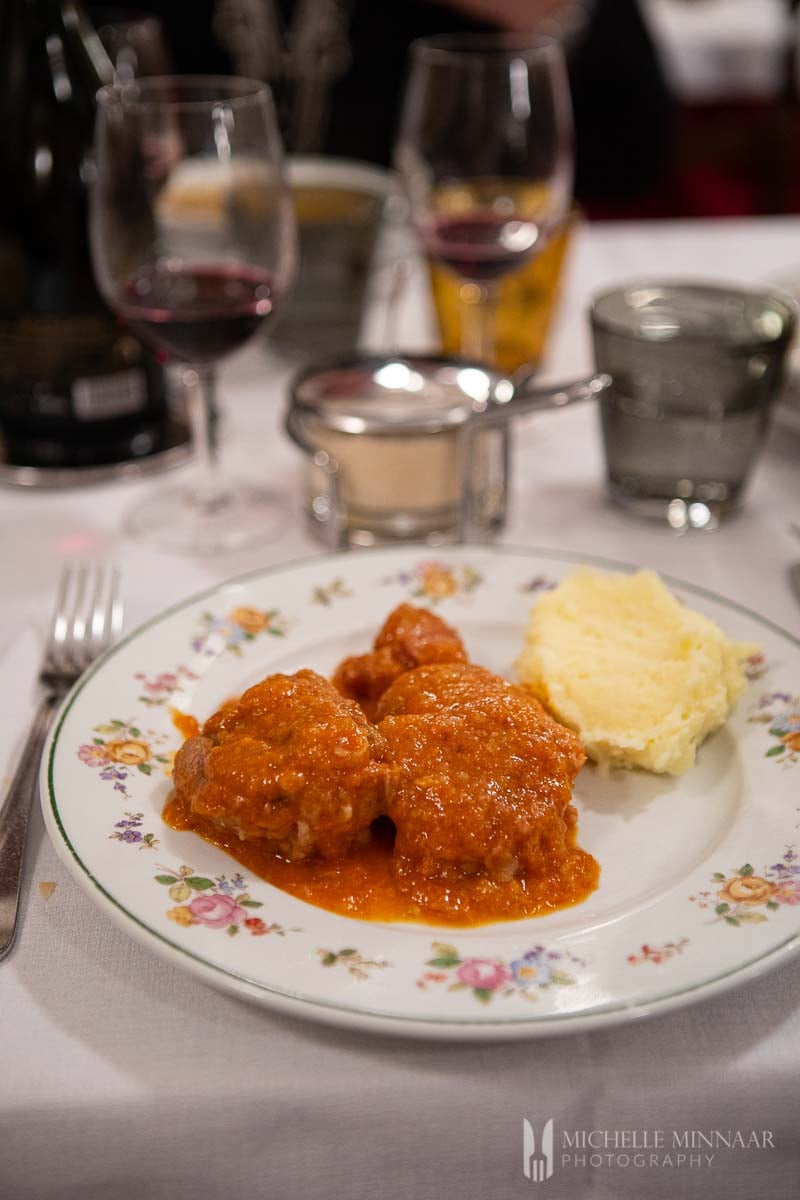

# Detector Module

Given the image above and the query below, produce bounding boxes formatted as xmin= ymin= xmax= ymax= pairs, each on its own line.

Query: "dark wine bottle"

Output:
xmin=0 ymin=0 xmax=173 ymax=470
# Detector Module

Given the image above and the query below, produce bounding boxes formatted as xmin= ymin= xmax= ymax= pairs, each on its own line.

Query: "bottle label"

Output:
xmin=72 ymin=369 xmax=148 ymax=421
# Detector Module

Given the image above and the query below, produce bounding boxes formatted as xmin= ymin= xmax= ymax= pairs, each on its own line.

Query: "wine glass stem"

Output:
xmin=460 ymin=282 xmax=499 ymax=365
xmin=184 ymin=366 xmax=229 ymax=513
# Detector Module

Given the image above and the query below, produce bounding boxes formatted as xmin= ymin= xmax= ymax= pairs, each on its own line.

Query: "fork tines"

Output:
xmin=46 ymin=563 xmax=122 ymax=677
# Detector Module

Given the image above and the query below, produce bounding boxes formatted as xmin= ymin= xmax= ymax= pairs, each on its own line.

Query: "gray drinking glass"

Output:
xmin=591 ymin=282 xmax=796 ymax=529
xmin=269 ymin=157 xmax=393 ymax=358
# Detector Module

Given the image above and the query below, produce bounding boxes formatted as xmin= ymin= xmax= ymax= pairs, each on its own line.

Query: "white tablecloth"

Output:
xmin=2 ymin=216 xmax=800 ymax=1199
xmin=643 ymin=0 xmax=795 ymax=101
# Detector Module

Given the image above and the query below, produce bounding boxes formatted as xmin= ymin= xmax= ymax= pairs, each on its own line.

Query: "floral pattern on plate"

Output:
xmin=627 ymin=939 xmax=689 ymax=965
xmin=748 ymin=692 xmax=800 ymax=764
xmin=690 ymin=846 xmax=800 ymax=925
xmin=311 ymin=578 xmax=352 ymax=607
xmin=382 ymin=561 xmax=483 ymax=603
xmin=135 ymin=666 xmax=198 ymax=707
xmin=109 ymin=812 xmax=159 ymax=850
xmin=156 ymin=864 xmax=301 ymax=938
xmin=743 ymin=652 xmax=768 ymax=682
xmin=318 ymin=948 xmax=392 ymax=979
xmin=519 ymin=576 xmax=558 ymax=595
xmin=78 ymin=719 xmax=173 ymax=800
xmin=191 ymin=605 xmax=288 ymax=657
xmin=416 ymin=942 xmax=585 ymax=1004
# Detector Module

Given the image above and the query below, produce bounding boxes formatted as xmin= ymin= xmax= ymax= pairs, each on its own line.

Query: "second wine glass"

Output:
xmin=396 ymin=35 xmax=573 ymax=366
xmin=91 ymin=75 xmax=297 ymax=554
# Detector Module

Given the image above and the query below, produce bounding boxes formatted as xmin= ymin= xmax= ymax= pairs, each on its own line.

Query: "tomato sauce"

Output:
xmin=163 ymin=792 xmax=598 ymax=927
xmin=171 ymin=709 xmax=200 ymax=740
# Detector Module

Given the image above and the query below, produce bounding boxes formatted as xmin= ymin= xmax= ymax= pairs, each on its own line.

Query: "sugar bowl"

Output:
xmin=286 ymin=353 xmax=609 ymax=547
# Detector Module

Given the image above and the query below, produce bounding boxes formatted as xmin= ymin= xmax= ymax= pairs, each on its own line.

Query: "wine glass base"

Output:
xmin=124 ymin=480 xmax=287 ymax=555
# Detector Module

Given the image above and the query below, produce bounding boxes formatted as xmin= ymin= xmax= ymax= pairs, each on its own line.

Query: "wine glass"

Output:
xmin=396 ymin=34 xmax=573 ymax=366
xmin=91 ymin=75 xmax=297 ymax=554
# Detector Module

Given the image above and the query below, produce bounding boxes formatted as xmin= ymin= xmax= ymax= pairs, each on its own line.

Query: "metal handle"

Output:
xmin=0 ymin=692 xmax=60 ymax=961
xmin=285 ymin=408 xmax=348 ymax=551
xmin=472 ymin=371 xmax=612 ymax=427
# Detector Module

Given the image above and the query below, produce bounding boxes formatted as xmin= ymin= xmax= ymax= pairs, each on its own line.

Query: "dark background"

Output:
xmin=87 ymin=0 xmax=795 ymax=221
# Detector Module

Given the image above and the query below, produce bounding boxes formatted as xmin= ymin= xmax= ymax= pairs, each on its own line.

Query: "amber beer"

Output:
xmin=428 ymin=214 xmax=573 ymax=374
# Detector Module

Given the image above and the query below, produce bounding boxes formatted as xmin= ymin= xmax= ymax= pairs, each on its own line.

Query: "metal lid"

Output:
xmin=591 ymin=280 xmax=797 ymax=346
xmin=289 ymin=353 xmax=507 ymax=436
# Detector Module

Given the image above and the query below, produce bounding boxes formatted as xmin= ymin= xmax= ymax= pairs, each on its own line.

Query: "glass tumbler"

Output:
xmin=591 ymin=282 xmax=796 ymax=529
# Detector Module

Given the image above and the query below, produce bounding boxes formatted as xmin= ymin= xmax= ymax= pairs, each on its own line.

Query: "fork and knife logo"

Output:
xmin=523 ymin=1118 xmax=555 ymax=1183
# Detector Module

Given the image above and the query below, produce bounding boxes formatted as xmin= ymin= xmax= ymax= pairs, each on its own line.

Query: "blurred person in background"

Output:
xmin=89 ymin=0 xmax=674 ymax=211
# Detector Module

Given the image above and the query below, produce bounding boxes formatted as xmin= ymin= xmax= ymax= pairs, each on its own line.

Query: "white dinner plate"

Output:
xmin=42 ymin=546 xmax=800 ymax=1040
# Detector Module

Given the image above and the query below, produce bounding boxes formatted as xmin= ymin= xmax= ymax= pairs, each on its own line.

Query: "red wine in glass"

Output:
xmin=120 ymin=262 xmax=275 ymax=364
xmin=396 ymin=35 xmax=573 ymax=361
xmin=420 ymin=212 xmax=541 ymax=282
xmin=90 ymin=76 xmax=296 ymax=554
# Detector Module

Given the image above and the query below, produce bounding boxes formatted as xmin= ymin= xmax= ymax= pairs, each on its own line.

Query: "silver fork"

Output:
xmin=0 ymin=563 xmax=122 ymax=961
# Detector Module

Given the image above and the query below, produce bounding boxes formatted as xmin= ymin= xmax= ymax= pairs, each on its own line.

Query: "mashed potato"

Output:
xmin=516 ymin=567 xmax=753 ymax=775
